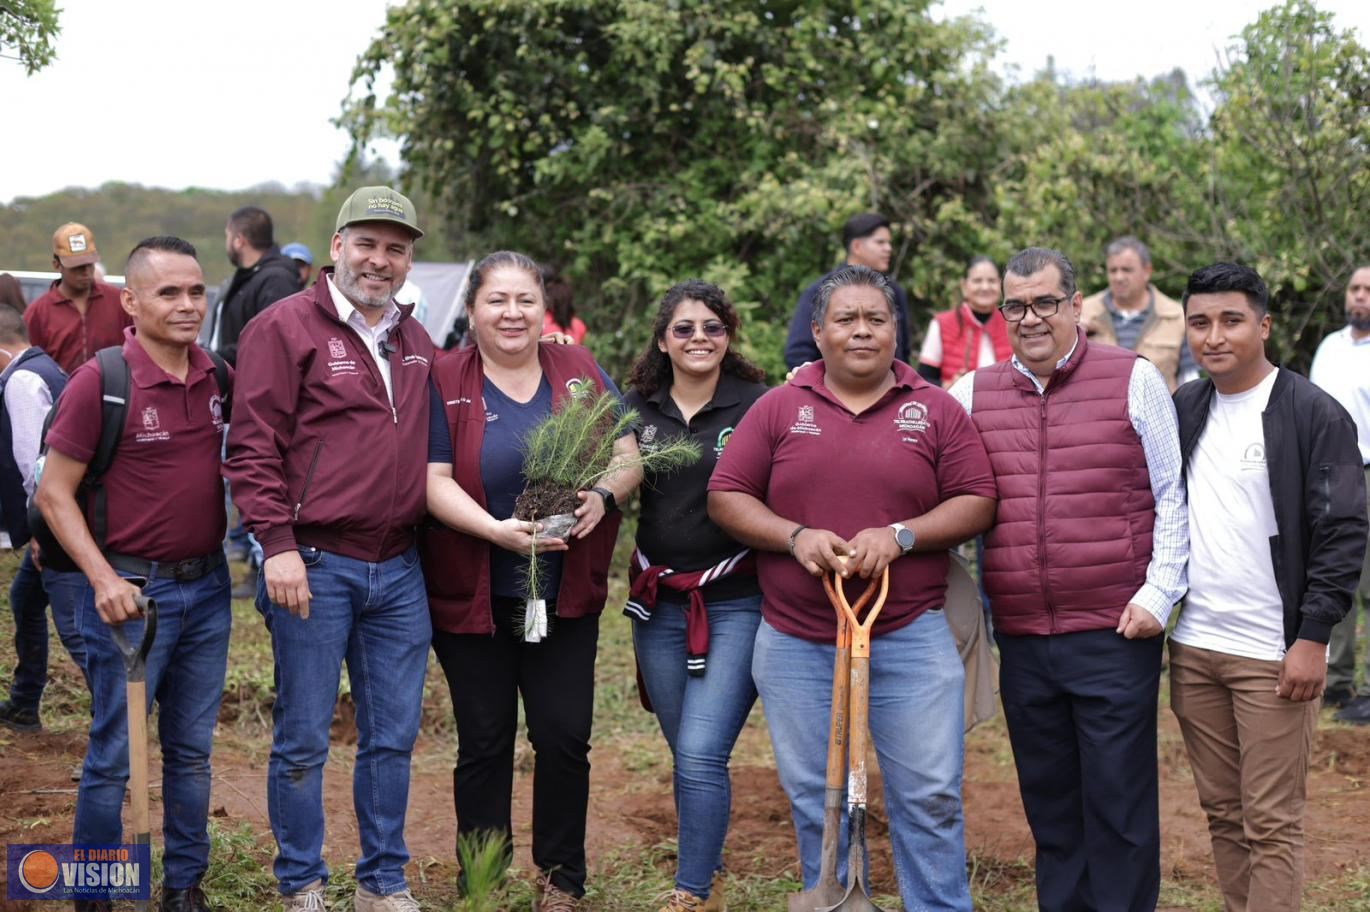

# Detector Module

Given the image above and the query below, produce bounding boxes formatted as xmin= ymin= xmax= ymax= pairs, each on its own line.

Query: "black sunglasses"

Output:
xmin=669 ymin=320 xmax=728 ymax=340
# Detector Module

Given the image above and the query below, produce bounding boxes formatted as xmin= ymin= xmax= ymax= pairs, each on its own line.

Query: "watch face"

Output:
xmin=895 ymin=527 xmax=914 ymax=550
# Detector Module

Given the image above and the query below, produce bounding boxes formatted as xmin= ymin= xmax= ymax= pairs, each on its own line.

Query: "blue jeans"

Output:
xmin=753 ymin=611 xmax=972 ymax=912
xmin=70 ymin=563 xmax=232 ymax=891
xmin=258 ymin=545 xmax=431 ymax=896
xmin=8 ymin=549 xmax=90 ymax=709
xmin=633 ymin=595 xmax=761 ymax=898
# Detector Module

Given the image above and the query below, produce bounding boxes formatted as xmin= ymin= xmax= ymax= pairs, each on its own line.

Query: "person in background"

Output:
xmin=0 ymin=307 xmax=82 ymax=734
xmin=205 ymin=206 xmax=302 ymax=366
xmin=917 ymin=256 xmax=1011 ymax=388
xmin=623 ymin=280 xmax=768 ymax=912
xmin=542 ymin=268 xmax=588 ymax=344
xmin=1080 ymin=235 xmax=1197 ymax=391
xmin=25 ymin=223 xmax=132 ymax=374
xmin=0 ymin=273 xmax=27 ymax=314
xmin=1309 ymin=264 xmax=1370 ymax=721
xmin=423 ymin=251 xmax=641 ymax=912
xmin=281 ymin=242 xmax=315 ymax=288
xmin=1171 ymin=262 xmax=1366 ymax=911
xmin=783 ymin=212 xmax=912 ymax=369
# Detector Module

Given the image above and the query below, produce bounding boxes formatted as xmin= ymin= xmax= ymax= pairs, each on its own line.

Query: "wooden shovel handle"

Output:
xmin=831 ymin=567 xmax=890 ymax=658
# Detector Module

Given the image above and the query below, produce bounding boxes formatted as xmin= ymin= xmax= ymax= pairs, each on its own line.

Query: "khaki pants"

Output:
xmin=1170 ymin=640 xmax=1319 ymax=912
xmin=1326 ymin=465 xmax=1370 ymax=694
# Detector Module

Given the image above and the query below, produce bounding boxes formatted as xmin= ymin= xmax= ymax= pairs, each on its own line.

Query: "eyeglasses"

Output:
xmin=999 ymin=296 xmax=1069 ymax=323
xmin=669 ymin=320 xmax=728 ymax=340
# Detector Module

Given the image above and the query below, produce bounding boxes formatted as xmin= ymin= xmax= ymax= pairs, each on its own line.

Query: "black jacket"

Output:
xmin=1175 ymin=368 xmax=1368 ymax=646
xmin=210 ymin=246 xmax=301 ymax=365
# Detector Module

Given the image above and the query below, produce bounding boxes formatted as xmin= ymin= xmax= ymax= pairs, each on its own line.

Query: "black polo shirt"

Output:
xmin=626 ymin=372 xmax=769 ymax=604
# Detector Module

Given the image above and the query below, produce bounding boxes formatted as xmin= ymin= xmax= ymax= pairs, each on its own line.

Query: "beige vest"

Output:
xmin=1079 ymin=285 xmax=1185 ymax=392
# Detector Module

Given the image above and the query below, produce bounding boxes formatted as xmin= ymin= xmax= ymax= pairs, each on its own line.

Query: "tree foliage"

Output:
xmin=0 ymin=0 xmax=61 ymax=75
xmin=344 ymin=0 xmax=1370 ymax=377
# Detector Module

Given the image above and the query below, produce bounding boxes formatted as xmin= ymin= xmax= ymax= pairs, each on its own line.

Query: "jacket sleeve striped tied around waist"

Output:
xmin=625 ymin=547 xmax=756 ymax=676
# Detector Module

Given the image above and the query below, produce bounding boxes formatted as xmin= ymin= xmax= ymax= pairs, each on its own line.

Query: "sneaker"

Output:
xmin=160 ymin=885 xmax=210 ymax=912
xmin=1324 ymin=684 xmax=1357 ymax=709
xmin=701 ymin=871 xmax=726 ymax=912
xmin=281 ymin=880 xmax=326 ymax=912
xmin=657 ymin=889 xmax=705 ymax=912
xmin=354 ymin=885 xmax=420 ymax=912
xmin=535 ymin=873 xmax=580 ymax=912
xmin=0 ymin=699 xmax=41 ymax=733
xmin=1334 ymin=694 xmax=1370 ymax=725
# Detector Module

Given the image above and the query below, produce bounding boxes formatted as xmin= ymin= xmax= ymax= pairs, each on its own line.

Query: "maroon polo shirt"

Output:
xmin=45 ymin=328 xmax=230 ymax=562
xmin=708 ymin=359 xmax=996 ymax=643
xmin=24 ymin=280 xmax=133 ymax=374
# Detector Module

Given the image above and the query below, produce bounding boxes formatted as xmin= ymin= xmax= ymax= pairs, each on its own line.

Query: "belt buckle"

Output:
xmin=172 ymin=558 xmax=200 ymax=581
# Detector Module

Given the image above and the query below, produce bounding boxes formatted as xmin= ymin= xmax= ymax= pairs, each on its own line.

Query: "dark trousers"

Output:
xmin=431 ymin=597 xmax=599 ymax=897
xmin=997 ymin=628 xmax=1163 ymax=912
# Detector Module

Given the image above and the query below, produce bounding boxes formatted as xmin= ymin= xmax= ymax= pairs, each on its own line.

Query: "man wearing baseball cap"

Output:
xmin=25 ymin=223 xmax=132 ymax=373
xmin=281 ymin=242 xmax=314 ymax=288
xmin=226 ymin=186 xmax=432 ymax=912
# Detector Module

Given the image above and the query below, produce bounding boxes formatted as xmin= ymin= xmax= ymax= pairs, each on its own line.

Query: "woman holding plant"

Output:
xmin=623 ymin=280 xmax=768 ymax=912
xmin=420 ymin=251 xmax=641 ymax=911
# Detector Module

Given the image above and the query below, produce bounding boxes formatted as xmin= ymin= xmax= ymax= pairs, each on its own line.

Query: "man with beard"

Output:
xmin=1311 ymin=264 xmax=1370 ymax=721
xmin=202 ymin=206 xmax=302 ymax=366
xmin=24 ymin=223 xmax=131 ymax=373
xmin=225 ymin=187 xmax=434 ymax=912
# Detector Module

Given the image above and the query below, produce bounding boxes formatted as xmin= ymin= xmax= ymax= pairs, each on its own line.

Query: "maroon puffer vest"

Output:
xmin=970 ymin=331 xmax=1154 ymax=635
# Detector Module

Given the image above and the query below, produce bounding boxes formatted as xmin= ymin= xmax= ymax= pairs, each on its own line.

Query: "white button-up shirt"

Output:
xmin=327 ymin=276 xmax=402 ymax=404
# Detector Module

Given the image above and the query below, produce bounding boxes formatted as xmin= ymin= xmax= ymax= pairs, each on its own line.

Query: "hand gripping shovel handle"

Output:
xmin=110 ymin=594 xmax=156 ymax=911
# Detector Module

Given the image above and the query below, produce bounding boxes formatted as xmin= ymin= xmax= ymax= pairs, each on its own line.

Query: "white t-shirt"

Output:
xmin=1309 ymin=325 xmax=1370 ymax=464
xmin=1172 ymin=369 xmax=1287 ymax=660
xmin=919 ymin=314 xmax=998 ymax=373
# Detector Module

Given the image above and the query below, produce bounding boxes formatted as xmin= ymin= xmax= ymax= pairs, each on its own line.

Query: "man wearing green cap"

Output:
xmin=225 ymin=186 xmax=434 ymax=912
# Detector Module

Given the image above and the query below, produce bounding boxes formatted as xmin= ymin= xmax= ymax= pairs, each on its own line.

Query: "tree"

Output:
xmin=0 ymin=0 xmax=61 ymax=75
xmin=344 ymin=0 xmax=1008 ymax=378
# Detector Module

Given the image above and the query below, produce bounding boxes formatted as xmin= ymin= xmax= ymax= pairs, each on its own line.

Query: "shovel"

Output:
xmin=110 ymin=593 xmax=158 ymax=912
xmin=819 ymin=566 xmax=890 ymax=912
xmin=788 ymin=570 xmax=882 ymax=912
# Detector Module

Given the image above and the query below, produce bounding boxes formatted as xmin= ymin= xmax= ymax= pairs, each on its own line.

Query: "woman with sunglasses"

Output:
xmin=623 ymin=280 xmax=768 ymax=912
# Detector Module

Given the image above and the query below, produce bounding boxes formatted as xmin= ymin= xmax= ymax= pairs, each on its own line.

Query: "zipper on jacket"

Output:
xmin=1037 ymin=393 xmax=1054 ymax=632
xmin=293 ymin=441 xmax=324 ymax=521
xmin=392 ymin=406 xmax=398 ymax=425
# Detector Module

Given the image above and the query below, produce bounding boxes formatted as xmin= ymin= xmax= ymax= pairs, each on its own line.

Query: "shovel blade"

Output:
xmin=788 ymin=875 xmax=847 ymax=912
xmin=816 ymin=876 xmax=887 ymax=912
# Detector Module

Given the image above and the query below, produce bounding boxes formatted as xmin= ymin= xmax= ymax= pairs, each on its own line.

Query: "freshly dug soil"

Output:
xmin=514 ymin=479 xmax=582 ymax=520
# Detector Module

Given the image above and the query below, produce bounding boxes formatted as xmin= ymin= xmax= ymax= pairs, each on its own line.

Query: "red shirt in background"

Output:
xmin=708 ymin=359 xmax=996 ymax=643
xmin=25 ymin=280 xmax=133 ymax=374
xmin=45 ymin=329 xmax=230 ymax=562
xmin=542 ymin=310 xmax=588 ymax=344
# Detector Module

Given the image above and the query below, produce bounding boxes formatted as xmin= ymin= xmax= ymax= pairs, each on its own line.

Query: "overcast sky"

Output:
xmin=2 ymin=0 xmax=1367 ymax=204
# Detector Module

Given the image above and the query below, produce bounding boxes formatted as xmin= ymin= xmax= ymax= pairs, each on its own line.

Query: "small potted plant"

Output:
xmin=513 ymin=380 xmax=699 ymax=640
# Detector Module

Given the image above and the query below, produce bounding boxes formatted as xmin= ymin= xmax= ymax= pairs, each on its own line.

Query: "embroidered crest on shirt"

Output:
xmin=209 ymin=394 xmax=224 ymax=430
xmin=715 ymin=426 xmax=734 ymax=457
xmin=1240 ymin=442 xmax=1266 ymax=472
xmin=789 ymin=404 xmax=821 ymax=436
xmin=135 ymin=406 xmax=170 ymax=444
xmin=639 ymin=424 xmax=659 ymax=454
xmin=894 ymin=400 xmax=930 ymax=443
xmin=328 ymin=338 xmax=347 ymax=359
xmin=325 ymin=337 xmax=359 ymax=376
xmin=142 ymin=407 xmax=160 ymax=431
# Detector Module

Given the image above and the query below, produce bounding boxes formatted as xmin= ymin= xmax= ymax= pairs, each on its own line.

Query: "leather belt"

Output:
xmin=106 ymin=549 xmax=226 ymax=583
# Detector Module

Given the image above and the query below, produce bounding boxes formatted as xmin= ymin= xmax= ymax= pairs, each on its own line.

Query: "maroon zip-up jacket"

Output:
xmin=225 ymin=269 xmax=434 ymax=563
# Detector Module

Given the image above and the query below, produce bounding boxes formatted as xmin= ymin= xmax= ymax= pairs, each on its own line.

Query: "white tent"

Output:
xmin=403 ymin=261 xmax=474 ymax=347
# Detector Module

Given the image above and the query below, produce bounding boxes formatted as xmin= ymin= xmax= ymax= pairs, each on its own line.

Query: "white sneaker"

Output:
xmin=354 ymin=884 xmax=421 ymax=912
xmin=281 ymin=879 xmax=326 ymax=912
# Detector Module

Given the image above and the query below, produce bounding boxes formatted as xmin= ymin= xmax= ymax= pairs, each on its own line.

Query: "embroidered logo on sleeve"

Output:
xmin=788 ymin=404 xmax=821 ymax=436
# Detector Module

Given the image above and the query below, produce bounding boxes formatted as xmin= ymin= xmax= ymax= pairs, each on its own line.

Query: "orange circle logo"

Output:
xmin=18 ymin=849 xmax=60 ymax=892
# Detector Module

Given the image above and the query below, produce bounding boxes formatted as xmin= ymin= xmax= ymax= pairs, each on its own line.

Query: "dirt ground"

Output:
xmin=4 ymin=668 xmax=1370 ymax=910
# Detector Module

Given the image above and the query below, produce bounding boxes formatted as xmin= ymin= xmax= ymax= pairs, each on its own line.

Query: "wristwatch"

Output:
xmin=890 ymin=523 xmax=915 ymax=556
xmin=590 ymin=486 xmax=618 ymax=514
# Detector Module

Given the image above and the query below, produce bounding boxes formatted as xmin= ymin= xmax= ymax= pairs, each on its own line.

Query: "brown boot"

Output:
xmin=535 ymin=872 xmax=579 ymax=912
xmin=657 ymin=889 xmax=705 ymax=912
xmin=700 ymin=871 xmax=726 ymax=912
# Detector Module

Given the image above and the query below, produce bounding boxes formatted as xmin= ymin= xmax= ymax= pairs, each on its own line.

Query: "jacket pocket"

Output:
xmin=293 ymin=441 xmax=324 ymax=521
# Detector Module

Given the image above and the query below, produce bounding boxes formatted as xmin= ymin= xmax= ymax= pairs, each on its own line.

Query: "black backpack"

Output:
xmin=27 ymin=346 xmax=230 ymax=573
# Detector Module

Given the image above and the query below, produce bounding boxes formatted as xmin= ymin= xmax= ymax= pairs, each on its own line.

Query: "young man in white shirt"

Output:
xmin=1171 ymin=262 xmax=1367 ymax=912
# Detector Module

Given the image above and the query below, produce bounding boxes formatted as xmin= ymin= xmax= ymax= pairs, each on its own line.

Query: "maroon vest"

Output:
xmin=970 ymin=331 xmax=1154 ymax=635
xmin=420 ymin=343 xmax=623 ymax=634
xmin=934 ymin=303 xmax=1013 ymax=384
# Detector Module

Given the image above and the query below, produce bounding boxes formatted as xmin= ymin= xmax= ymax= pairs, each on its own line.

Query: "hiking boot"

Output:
xmin=1334 ymin=694 xmax=1370 ymax=725
xmin=1324 ymin=684 xmax=1357 ymax=710
xmin=701 ymin=871 xmax=726 ymax=912
xmin=0 ymin=699 xmax=41 ymax=732
xmin=231 ymin=567 xmax=258 ymax=600
xmin=657 ymin=889 xmax=705 ymax=912
xmin=535 ymin=873 xmax=580 ymax=912
xmin=354 ymin=884 xmax=420 ymax=912
xmin=160 ymin=885 xmax=211 ymax=911
xmin=281 ymin=880 xmax=326 ymax=912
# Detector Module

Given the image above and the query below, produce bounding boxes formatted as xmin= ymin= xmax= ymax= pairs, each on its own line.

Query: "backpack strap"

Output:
xmin=204 ymin=348 xmax=231 ymax=423
xmin=87 ymin=347 xmax=131 ymax=550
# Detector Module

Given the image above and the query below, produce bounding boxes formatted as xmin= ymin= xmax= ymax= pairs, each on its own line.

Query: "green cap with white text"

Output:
xmin=334 ymin=185 xmax=423 ymax=239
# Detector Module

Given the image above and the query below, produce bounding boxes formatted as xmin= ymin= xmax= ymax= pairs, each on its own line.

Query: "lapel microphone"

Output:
xmin=379 ymin=334 xmax=397 ymax=361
